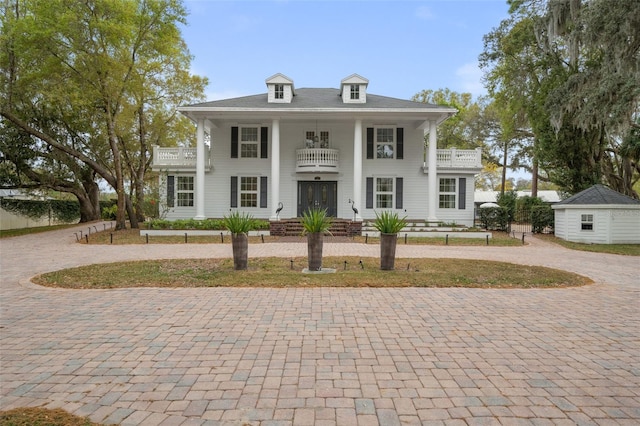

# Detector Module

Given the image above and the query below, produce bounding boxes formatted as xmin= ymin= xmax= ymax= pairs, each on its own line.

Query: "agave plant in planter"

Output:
xmin=373 ymin=210 xmax=407 ymax=270
xmin=222 ymin=211 xmax=257 ymax=270
xmin=300 ymin=208 xmax=332 ymax=271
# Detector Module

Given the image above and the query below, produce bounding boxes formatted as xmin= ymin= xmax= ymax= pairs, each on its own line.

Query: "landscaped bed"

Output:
xmin=33 ymin=256 xmax=591 ymax=289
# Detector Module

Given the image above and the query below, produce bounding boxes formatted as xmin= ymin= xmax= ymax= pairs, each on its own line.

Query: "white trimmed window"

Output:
xmin=350 ymin=84 xmax=360 ymax=100
xmin=581 ymin=214 xmax=594 ymax=230
xmin=439 ymin=178 xmax=456 ymax=209
xmin=305 ymin=130 xmax=330 ymax=148
xmin=240 ymin=177 xmax=258 ymax=208
xmin=274 ymin=84 xmax=284 ymax=99
xmin=177 ymin=176 xmax=194 ymax=207
xmin=376 ymin=127 xmax=395 ymax=159
xmin=376 ymin=177 xmax=394 ymax=208
xmin=240 ymin=127 xmax=258 ymax=158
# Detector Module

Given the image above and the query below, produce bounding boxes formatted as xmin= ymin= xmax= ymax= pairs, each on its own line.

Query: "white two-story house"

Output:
xmin=152 ymin=74 xmax=482 ymax=233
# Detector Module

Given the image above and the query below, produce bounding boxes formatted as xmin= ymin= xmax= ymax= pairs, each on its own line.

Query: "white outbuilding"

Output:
xmin=552 ymin=185 xmax=640 ymax=244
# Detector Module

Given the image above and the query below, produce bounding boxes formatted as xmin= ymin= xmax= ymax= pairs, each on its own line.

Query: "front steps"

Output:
xmin=269 ymin=219 xmax=362 ymax=237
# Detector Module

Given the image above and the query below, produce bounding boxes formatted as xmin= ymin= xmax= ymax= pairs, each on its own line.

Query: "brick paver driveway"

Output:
xmin=1 ymin=223 xmax=638 ymax=425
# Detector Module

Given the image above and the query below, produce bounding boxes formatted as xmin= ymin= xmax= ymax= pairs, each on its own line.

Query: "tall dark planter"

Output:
xmin=380 ymin=233 xmax=398 ymax=270
xmin=231 ymin=233 xmax=248 ymax=270
xmin=307 ymin=232 xmax=324 ymax=271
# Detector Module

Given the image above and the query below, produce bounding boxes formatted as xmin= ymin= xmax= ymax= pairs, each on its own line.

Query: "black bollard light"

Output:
xmin=522 ymin=234 xmax=525 ymax=245
xmin=359 ymin=259 xmax=364 ymax=270
xmin=344 ymin=260 xmax=348 ymax=270
xmin=85 ymin=234 xmax=88 ymax=244
xmin=486 ymin=235 xmax=489 ymax=246
xmin=446 ymin=234 xmax=449 ymax=245
xmin=290 ymin=259 xmax=294 ymax=270
xmin=184 ymin=233 xmax=188 ymax=243
xmin=110 ymin=233 xmax=113 ymax=244
xmin=220 ymin=232 xmax=224 ymax=243
xmin=261 ymin=234 xmax=264 ymax=243
xmin=146 ymin=233 xmax=149 ymax=244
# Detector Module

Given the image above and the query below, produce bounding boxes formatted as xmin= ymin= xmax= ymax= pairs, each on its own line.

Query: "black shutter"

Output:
xmin=260 ymin=176 xmax=267 ymax=208
xmin=396 ymin=177 xmax=403 ymax=209
xmin=230 ymin=176 xmax=238 ymax=208
xmin=458 ymin=178 xmax=466 ymax=210
xmin=366 ymin=128 xmax=374 ymax=159
xmin=396 ymin=128 xmax=403 ymax=159
xmin=366 ymin=177 xmax=374 ymax=209
xmin=167 ymin=175 xmax=175 ymax=207
xmin=260 ymin=127 xmax=268 ymax=159
xmin=231 ymin=127 xmax=238 ymax=158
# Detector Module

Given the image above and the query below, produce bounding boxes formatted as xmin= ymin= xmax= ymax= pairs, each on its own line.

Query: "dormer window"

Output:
xmin=350 ymin=85 xmax=360 ymax=100
xmin=341 ymin=74 xmax=368 ymax=104
xmin=266 ymin=73 xmax=294 ymax=103
xmin=275 ymin=84 xmax=284 ymax=99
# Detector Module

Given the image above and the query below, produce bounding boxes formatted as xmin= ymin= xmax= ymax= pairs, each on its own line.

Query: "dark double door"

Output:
xmin=297 ymin=181 xmax=337 ymax=217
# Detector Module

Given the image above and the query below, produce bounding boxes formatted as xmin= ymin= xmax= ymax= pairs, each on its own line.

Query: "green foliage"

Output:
xmin=0 ymin=198 xmax=80 ymax=222
xmin=531 ymin=205 xmax=554 ymax=234
xmin=479 ymin=207 xmax=509 ymax=231
xmin=496 ymin=190 xmax=518 ymax=222
xmin=373 ymin=211 xmax=407 ymax=234
xmin=516 ymin=195 xmax=545 ymax=211
xmin=222 ymin=212 xmax=257 ymax=235
xmin=145 ymin=218 xmax=270 ymax=231
xmin=101 ymin=204 xmax=118 ymax=221
xmin=300 ymin=208 xmax=332 ymax=234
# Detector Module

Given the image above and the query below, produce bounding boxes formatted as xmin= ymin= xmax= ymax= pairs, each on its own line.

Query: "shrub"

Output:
xmin=373 ymin=211 xmax=407 ymax=234
xmin=222 ymin=212 xmax=257 ymax=234
xmin=479 ymin=206 xmax=509 ymax=231
xmin=531 ymin=205 xmax=554 ymax=233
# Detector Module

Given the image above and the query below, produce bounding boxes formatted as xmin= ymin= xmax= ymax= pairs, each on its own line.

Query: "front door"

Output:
xmin=298 ymin=181 xmax=337 ymax=217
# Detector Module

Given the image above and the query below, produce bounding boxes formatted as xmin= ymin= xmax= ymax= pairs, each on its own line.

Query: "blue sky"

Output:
xmin=180 ymin=0 xmax=511 ymax=102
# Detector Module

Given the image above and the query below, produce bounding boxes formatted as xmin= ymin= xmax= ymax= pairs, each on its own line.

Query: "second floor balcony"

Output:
xmin=424 ymin=148 xmax=482 ymax=172
xmin=296 ymin=148 xmax=340 ymax=173
xmin=151 ymin=146 xmax=211 ymax=172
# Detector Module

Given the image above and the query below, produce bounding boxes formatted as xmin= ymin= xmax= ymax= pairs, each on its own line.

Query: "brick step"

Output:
xmin=270 ymin=219 xmax=361 ymax=237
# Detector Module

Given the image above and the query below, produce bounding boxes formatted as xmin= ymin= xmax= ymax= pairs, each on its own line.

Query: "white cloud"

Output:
xmin=415 ymin=6 xmax=434 ymax=20
xmin=455 ymin=62 xmax=485 ymax=97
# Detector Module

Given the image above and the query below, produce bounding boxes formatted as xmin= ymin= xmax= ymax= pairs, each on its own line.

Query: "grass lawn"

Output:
xmin=33 ymin=256 xmax=591 ymax=289
xmin=0 ymin=223 xmax=78 ymax=239
xmin=537 ymin=234 xmax=640 ymax=256
xmin=0 ymin=407 xmax=102 ymax=426
xmin=85 ymin=228 xmax=524 ymax=246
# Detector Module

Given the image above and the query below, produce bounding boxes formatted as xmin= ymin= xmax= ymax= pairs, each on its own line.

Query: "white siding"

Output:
xmin=564 ymin=209 xmax=609 ymax=244
xmin=609 ymin=209 xmax=640 ymax=243
xmin=158 ymin=121 xmax=478 ymax=224
xmin=554 ymin=210 xmax=566 ymax=240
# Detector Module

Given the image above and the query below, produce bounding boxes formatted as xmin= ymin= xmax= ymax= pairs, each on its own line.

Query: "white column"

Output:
xmin=352 ymin=119 xmax=363 ymax=221
xmin=195 ymin=118 xmax=206 ymax=220
xmin=427 ymin=121 xmax=438 ymax=223
xmin=270 ymin=119 xmax=280 ymax=220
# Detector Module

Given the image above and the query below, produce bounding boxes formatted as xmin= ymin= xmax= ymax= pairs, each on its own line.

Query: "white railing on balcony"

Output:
xmin=426 ymin=148 xmax=482 ymax=170
xmin=296 ymin=148 xmax=339 ymax=172
xmin=152 ymin=146 xmax=210 ymax=170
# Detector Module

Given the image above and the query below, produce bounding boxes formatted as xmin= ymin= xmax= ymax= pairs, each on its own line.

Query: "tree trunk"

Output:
xmin=307 ymin=232 xmax=323 ymax=271
xmin=125 ymin=194 xmax=139 ymax=229
xmin=78 ymin=179 xmax=101 ymax=222
xmin=380 ymin=233 xmax=398 ymax=271
xmin=531 ymin=157 xmax=538 ymax=197
xmin=231 ymin=233 xmax=249 ymax=270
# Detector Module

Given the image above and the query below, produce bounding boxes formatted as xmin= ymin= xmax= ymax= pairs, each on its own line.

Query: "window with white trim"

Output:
xmin=581 ymin=214 xmax=594 ymax=230
xmin=177 ymin=176 xmax=194 ymax=207
xmin=274 ymin=84 xmax=284 ymax=99
xmin=350 ymin=84 xmax=360 ymax=100
xmin=240 ymin=127 xmax=258 ymax=158
xmin=376 ymin=127 xmax=395 ymax=159
xmin=376 ymin=177 xmax=394 ymax=208
xmin=305 ymin=130 xmax=330 ymax=148
xmin=240 ymin=177 xmax=258 ymax=207
xmin=439 ymin=178 xmax=456 ymax=209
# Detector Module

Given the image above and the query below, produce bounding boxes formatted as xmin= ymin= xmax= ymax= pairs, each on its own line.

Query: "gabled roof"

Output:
xmin=341 ymin=74 xmax=369 ymax=86
xmin=182 ymin=88 xmax=449 ymax=111
xmin=555 ymin=184 xmax=640 ymax=206
xmin=265 ymin=73 xmax=294 ymax=85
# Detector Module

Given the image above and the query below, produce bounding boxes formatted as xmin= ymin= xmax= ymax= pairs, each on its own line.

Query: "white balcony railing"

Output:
xmin=425 ymin=148 xmax=482 ymax=170
xmin=152 ymin=146 xmax=210 ymax=171
xmin=296 ymin=148 xmax=339 ymax=172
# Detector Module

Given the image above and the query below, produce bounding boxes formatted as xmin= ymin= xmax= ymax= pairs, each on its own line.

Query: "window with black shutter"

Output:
xmin=231 ymin=127 xmax=239 ymax=158
xmin=166 ymin=175 xmax=175 ymax=207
